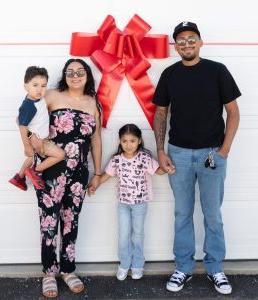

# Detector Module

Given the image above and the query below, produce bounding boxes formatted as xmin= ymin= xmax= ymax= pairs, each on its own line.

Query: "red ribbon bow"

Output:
xmin=70 ymin=14 xmax=169 ymax=128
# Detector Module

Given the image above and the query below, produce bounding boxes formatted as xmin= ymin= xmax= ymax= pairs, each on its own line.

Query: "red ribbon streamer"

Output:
xmin=70 ymin=14 xmax=169 ymax=128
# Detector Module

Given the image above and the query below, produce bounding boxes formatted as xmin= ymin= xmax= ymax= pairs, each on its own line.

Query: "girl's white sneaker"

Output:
xmin=131 ymin=268 xmax=143 ymax=280
xmin=116 ymin=267 xmax=128 ymax=281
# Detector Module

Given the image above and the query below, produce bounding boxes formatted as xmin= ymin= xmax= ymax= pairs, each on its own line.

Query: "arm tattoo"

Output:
xmin=154 ymin=108 xmax=168 ymax=151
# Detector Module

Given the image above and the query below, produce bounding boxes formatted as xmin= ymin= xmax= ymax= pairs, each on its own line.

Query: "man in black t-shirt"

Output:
xmin=153 ymin=22 xmax=241 ymax=295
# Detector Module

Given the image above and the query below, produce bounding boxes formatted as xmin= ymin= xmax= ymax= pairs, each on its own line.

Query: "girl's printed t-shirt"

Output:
xmin=105 ymin=151 xmax=159 ymax=204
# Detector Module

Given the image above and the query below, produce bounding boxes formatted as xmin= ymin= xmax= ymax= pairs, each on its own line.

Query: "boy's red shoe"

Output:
xmin=24 ymin=167 xmax=45 ymax=190
xmin=9 ymin=173 xmax=27 ymax=191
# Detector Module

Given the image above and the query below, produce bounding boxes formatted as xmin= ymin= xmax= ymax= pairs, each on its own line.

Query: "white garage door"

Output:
xmin=0 ymin=0 xmax=258 ymax=263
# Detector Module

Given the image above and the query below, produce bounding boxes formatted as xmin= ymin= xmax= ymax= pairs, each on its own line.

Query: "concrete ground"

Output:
xmin=1 ymin=275 xmax=258 ymax=299
xmin=0 ymin=262 xmax=258 ymax=299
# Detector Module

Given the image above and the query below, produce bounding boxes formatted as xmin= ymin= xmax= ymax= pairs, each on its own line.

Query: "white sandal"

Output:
xmin=62 ymin=273 xmax=84 ymax=294
xmin=42 ymin=275 xmax=58 ymax=298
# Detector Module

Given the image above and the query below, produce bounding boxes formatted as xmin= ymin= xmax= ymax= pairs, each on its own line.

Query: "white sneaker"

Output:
xmin=131 ymin=268 xmax=143 ymax=280
xmin=116 ymin=267 xmax=128 ymax=281
xmin=207 ymin=272 xmax=232 ymax=295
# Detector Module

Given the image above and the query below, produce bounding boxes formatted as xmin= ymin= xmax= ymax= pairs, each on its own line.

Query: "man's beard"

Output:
xmin=182 ymin=53 xmax=196 ymax=61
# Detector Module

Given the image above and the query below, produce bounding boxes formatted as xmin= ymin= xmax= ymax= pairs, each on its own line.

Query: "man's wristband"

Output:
xmin=94 ymin=173 xmax=102 ymax=176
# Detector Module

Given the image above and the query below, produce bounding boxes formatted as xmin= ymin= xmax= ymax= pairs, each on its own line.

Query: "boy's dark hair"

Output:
xmin=115 ymin=123 xmax=152 ymax=156
xmin=24 ymin=66 xmax=48 ymax=83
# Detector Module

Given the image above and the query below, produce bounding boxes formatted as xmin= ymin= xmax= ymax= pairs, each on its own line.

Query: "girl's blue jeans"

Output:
xmin=118 ymin=202 xmax=147 ymax=269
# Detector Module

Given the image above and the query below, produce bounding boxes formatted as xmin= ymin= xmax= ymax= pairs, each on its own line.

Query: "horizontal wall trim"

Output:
xmin=1 ymin=245 xmax=257 ymax=263
xmin=1 ymin=193 xmax=258 ymax=204
xmin=1 ymin=42 xmax=258 ymax=46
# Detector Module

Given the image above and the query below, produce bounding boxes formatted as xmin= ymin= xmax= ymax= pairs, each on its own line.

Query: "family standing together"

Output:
xmin=9 ymin=21 xmax=241 ymax=298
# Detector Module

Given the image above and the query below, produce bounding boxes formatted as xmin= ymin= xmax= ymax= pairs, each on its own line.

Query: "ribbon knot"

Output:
xmin=103 ymin=32 xmax=145 ymax=60
xmin=70 ymin=14 xmax=169 ymax=127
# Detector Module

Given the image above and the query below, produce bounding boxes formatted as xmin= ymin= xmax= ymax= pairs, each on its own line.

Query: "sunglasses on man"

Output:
xmin=176 ymin=36 xmax=199 ymax=47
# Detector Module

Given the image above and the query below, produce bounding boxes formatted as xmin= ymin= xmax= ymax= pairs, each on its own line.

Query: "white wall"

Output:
xmin=0 ymin=0 xmax=258 ymax=263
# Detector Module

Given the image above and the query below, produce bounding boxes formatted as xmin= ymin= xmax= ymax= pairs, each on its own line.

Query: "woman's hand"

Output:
xmin=87 ymin=175 xmax=101 ymax=196
xmin=30 ymin=135 xmax=44 ymax=154
xmin=24 ymin=144 xmax=34 ymax=157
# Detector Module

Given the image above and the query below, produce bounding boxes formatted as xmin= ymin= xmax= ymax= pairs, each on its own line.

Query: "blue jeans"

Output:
xmin=118 ymin=202 xmax=147 ymax=269
xmin=168 ymin=144 xmax=227 ymax=275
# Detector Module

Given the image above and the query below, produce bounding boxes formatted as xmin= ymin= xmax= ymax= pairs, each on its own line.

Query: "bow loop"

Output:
xmin=97 ymin=15 xmax=117 ymax=41
xmin=70 ymin=14 xmax=169 ymax=127
xmin=124 ymin=14 xmax=151 ymax=40
xmin=124 ymin=34 xmax=145 ymax=59
xmin=102 ymin=29 xmax=124 ymax=58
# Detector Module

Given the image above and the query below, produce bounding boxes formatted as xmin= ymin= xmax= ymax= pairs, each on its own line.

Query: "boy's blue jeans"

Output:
xmin=168 ymin=144 xmax=227 ymax=275
xmin=118 ymin=202 xmax=147 ymax=269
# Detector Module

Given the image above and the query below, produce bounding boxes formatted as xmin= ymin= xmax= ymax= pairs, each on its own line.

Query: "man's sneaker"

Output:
xmin=131 ymin=268 xmax=143 ymax=280
xmin=166 ymin=270 xmax=192 ymax=292
xmin=9 ymin=173 xmax=27 ymax=191
xmin=207 ymin=272 xmax=232 ymax=295
xmin=24 ymin=167 xmax=45 ymax=190
xmin=116 ymin=267 xmax=129 ymax=281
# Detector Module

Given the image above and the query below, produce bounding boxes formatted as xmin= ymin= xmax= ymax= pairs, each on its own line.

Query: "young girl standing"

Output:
xmin=90 ymin=124 xmax=174 ymax=281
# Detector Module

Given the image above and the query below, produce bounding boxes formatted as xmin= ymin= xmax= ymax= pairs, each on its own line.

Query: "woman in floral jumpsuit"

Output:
xmin=34 ymin=59 xmax=102 ymax=298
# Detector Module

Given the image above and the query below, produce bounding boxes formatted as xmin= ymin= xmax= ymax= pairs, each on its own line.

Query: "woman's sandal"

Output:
xmin=62 ymin=273 xmax=84 ymax=294
xmin=42 ymin=275 xmax=58 ymax=298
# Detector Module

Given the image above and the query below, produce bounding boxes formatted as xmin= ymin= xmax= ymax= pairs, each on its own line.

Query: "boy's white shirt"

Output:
xmin=27 ymin=98 xmax=49 ymax=139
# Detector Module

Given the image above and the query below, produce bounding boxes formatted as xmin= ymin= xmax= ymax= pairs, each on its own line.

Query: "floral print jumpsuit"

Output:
xmin=36 ymin=108 xmax=96 ymax=275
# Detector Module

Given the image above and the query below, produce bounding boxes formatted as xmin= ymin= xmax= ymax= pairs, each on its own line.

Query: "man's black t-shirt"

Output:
xmin=152 ymin=58 xmax=241 ymax=149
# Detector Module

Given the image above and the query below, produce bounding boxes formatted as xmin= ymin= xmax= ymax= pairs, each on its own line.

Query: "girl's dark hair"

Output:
xmin=57 ymin=58 xmax=102 ymax=113
xmin=24 ymin=66 xmax=48 ymax=83
xmin=115 ymin=123 xmax=152 ymax=156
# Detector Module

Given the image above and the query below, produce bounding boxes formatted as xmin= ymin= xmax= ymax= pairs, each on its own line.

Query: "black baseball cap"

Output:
xmin=173 ymin=21 xmax=201 ymax=40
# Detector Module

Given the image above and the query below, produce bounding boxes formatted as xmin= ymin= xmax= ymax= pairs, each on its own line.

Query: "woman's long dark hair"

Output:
xmin=57 ymin=58 xmax=102 ymax=113
xmin=115 ymin=124 xmax=152 ymax=156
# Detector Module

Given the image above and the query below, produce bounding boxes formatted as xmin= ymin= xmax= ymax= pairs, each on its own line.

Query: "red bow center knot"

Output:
xmin=70 ymin=14 xmax=169 ymax=128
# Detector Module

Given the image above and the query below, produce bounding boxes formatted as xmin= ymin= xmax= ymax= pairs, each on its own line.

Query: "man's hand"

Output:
xmin=216 ymin=148 xmax=228 ymax=159
xmin=157 ymin=150 xmax=176 ymax=174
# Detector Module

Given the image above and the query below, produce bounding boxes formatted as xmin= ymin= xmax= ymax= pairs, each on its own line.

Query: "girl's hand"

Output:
xmin=87 ymin=175 xmax=100 ymax=196
xmin=167 ymin=166 xmax=176 ymax=174
xmin=156 ymin=165 xmax=176 ymax=175
xmin=87 ymin=185 xmax=96 ymax=196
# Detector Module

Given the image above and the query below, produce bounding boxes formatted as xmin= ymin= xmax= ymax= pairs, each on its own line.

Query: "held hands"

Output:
xmin=157 ymin=150 xmax=176 ymax=174
xmin=87 ymin=175 xmax=101 ymax=196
